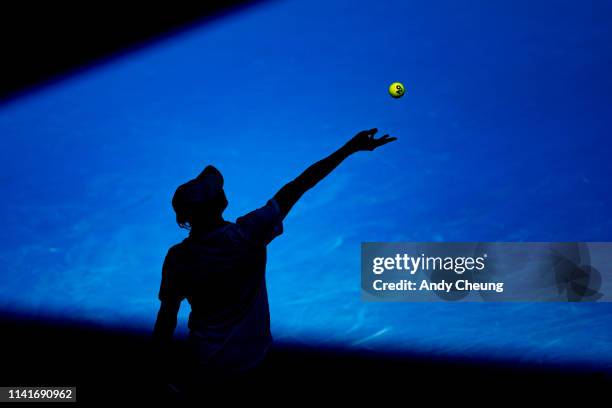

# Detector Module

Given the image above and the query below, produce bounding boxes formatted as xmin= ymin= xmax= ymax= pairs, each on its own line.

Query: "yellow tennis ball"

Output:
xmin=388 ymin=82 xmax=405 ymax=98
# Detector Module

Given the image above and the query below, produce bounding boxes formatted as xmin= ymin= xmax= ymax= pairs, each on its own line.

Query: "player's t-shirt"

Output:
xmin=158 ymin=199 xmax=283 ymax=372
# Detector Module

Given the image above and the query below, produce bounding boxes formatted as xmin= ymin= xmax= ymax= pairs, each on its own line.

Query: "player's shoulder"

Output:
xmin=180 ymin=222 xmax=244 ymax=246
xmin=236 ymin=199 xmax=281 ymax=223
xmin=221 ymin=221 xmax=250 ymax=241
xmin=165 ymin=241 xmax=188 ymax=260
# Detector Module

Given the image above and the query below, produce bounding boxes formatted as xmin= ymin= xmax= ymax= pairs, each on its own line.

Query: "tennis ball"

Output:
xmin=388 ymin=82 xmax=405 ymax=98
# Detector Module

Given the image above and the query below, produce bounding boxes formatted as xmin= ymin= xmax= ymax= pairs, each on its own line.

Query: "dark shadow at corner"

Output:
xmin=0 ymin=2 xmax=267 ymax=104
xmin=1 ymin=311 xmax=610 ymax=403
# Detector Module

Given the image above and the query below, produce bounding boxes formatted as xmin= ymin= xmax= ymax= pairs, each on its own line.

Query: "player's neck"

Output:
xmin=190 ymin=217 xmax=227 ymax=236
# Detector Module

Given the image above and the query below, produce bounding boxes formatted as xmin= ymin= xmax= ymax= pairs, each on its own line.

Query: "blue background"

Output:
xmin=1 ymin=0 xmax=611 ymax=370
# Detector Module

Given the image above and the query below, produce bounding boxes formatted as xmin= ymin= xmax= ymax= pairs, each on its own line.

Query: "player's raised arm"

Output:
xmin=273 ymin=128 xmax=396 ymax=219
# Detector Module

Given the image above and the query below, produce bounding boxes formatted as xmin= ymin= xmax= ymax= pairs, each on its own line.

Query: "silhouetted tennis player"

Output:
xmin=152 ymin=128 xmax=396 ymax=384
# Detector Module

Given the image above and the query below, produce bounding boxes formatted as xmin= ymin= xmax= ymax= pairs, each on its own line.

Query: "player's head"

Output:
xmin=172 ymin=165 xmax=228 ymax=230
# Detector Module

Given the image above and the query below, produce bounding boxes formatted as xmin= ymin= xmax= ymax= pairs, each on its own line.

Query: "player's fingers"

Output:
xmin=368 ymin=128 xmax=378 ymax=136
xmin=378 ymin=134 xmax=395 ymax=142
xmin=377 ymin=136 xmax=397 ymax=146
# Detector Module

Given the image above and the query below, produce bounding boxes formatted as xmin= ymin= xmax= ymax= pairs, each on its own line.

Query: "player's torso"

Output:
xmin=173 ymin=223 xmax=269 ymax=326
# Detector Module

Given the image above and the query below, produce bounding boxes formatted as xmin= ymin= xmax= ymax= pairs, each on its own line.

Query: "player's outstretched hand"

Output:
xmin=344 ymin=128 xmax=397 ymax=153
